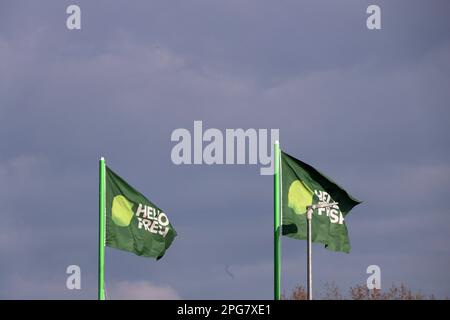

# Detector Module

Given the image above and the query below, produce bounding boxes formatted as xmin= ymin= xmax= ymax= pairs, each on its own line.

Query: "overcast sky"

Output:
xmin=0 ymin=0 xmax=449 ymax=299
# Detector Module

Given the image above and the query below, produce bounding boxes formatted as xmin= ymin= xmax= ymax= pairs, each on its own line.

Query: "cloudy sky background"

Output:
xmin=0 ymin=0 xmax=449 ymax=299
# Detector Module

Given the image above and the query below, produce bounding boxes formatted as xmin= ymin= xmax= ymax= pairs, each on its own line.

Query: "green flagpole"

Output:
xmin=274 ymin=141 xmax=281 ymax=300
xmin=98 ymin=157 xmax=106 ymax=300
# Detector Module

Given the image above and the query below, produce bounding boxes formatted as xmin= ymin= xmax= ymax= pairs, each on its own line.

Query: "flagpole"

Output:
xmin=306 ymin=206 xmax=313 ymax=300
xmin=306 ymin=202 xmax=338 ymax=300
xmin=98 ymin=157 xmax=106 ymax=300
xmin=274 ymin=141 xmax=281 ymax=300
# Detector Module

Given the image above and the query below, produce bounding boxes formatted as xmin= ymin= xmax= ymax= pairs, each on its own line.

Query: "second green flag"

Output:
xmin=281 ymin=151 xmax=361 ymax=253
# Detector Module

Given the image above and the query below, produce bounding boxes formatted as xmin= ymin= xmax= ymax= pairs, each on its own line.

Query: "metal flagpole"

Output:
xmin=274 ymin=141 xmax=281 ymax=300
xmin=306 ymin=206 xmax=313 ymax=300
xmin=306 ymin=202 xmax=339 ymax=301
xmin=98 ymin=157 xmax=106 ymax=300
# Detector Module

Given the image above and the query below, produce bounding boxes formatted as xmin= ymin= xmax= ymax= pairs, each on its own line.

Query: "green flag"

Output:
xmin=105 ymin=166 xmax=177 ymax=259
xmin=281 ymin=151 xmax=361 ymax=253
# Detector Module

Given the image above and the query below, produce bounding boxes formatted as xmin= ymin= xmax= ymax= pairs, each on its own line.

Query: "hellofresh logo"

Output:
xmin=111 ymin=195 xmax=170 ymax=237
xmin=314 ymin=190 xmax=344 ymax=225
xmin=287 ymin=180 xmax=344 ymax=225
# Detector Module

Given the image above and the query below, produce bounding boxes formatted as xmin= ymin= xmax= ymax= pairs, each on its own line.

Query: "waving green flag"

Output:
xmin=281 ymin=151 xmax=361 ymax=253
xmin=105 ymin=166 xmax=177 ymax=259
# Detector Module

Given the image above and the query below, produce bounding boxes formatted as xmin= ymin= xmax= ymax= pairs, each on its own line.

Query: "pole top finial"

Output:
xmin=100 ymin=157 xmax=105 ymax=161
xmin=275 ymin=140 xmax=279 ymax=144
